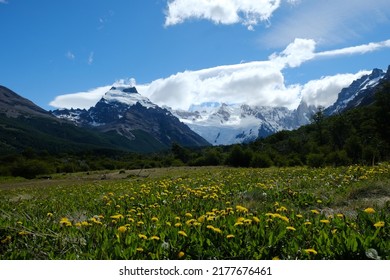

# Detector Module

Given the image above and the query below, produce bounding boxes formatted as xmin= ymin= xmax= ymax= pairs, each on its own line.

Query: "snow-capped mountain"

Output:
xmin=324 ymin=67 xmax=389 ymax=115
xmin=171 ymin=66 xmax=390 ymax=146
xmin=171 ymin=101 xmax=317 ymax=145
xmin=53 ymin=85 xmax=210 ymax=150
xmin=53 ymin=65 xmax=390 ymax=147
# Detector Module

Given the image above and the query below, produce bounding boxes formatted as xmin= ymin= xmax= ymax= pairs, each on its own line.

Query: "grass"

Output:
xmin=0 ymin=165 xmax=389 ymax=260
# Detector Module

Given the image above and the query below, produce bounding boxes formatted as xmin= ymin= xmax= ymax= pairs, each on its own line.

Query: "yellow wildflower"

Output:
xmin=18 ymin=231 xmax=31 ymax=236
xmin=47 ymin=212 xmax=53 ymax=218
xmin=138 ymin=234 xmax=147 ymax=240
xmin=151 ymin=217 xmax=159 ymax=222
xmin=304 ymin=248 xmax=318 ymax=255
xmin=226 ymin=234 xmax=235 ymax=239
xmin=175 ymin=222 xmax=182 ymax=227
xmin=110 ymin=214 xmax=124 ymax=219
xmin=310 ymin=209 xmax=320 ymax=214
xmin=286 ymin=226 xmax=296 ymax=231
xmin=185 ymin=213 xmax=193 ymax=218
xmin=166 ymin=221 xmax=172 ymax=226
xmin=252 ymin=216 xmax=260 ymax=223
xmin=59 ymin=217 xmax=72 ymax=227
xmin=304 ymin=221 xmax=312 ymax=226
xmin=136 ymin=247 xmax=144 ymax=252
xmin=1 ymin=236 xmax=11 ymax=244
xmin=364 ymin=208 xmax=376 ymax=214
xmin=150 ymin=236 xmax=160 ymax=240
xmin=178 ymin=230 xmax=187 ymax=237
xmin=374 ymin=221 xmax=385 ymax=228
xmin=236 ymin=205 xmax=248 ymax=213
xmin=178 ymin=251 xmax=185 ymax=258
xmin=320 ymin=219 xmax=330 ymax=224
xmin=296 ymin=214 xmax=303 ymax=218
xmin=272 ymin=256 xmax=280 ymax=260
xmin=117 ymin=226 xmax=127 ymax=233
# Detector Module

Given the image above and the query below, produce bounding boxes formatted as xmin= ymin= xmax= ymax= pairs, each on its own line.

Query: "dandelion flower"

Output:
xmin=151 ymin=217 xmax=159 ymax=222
xmin=252 ymin=216 xmax=260 ymax=223
xmin=1 ymin=236 xmax=11 ymax=244
xmin=212 ymin=227 xmax=222 ymax=234
xmin=374 ymin=221 xmax=385 ymax=228
xmin=226 ymin=234 xmax=235 ymax=239
xmin=364 ymin=208 xmax=376 ymax=214
xmin=178 ymin=251 xmax=185 ymax=258
xmin=304 ymin=248 xmax=318 ymax=255
xmin=18 ymin=231 xmax=31 ymax=236
xmin=138 ymin=234 xmax=148 ymax=240
xmin=185 ymin=213 xmax=193 ymax=218
xmin=178 ymin=230 xmax=187 ymax=237
xmin=304 ymin=221 xmax=312 ymax=226
xmin=117 ymin=226 xmax=127 ymax=233
xmin=175 ymin=222 xmax=182 ymax=227
xmin=272 ymin=256 xmax=280 ymax=260
xmin=286 ymin=226 xmax=296 ymax=231
xmin=136 ymin=247 xmax=144 ymax=252
xmin=47 ymin=212 xmax=53 ymax=218
xmin=150 ymin=236 xmax=160 ymax=241
xmin=320 ymin=219 xmax=330 ymax=224
xmin=110 ymin=214 xmax=124 ymax=219
xmin=296 ymin=214 xmax=303 ymax=218
xmin=310 ymin=209 xmax=320 ymax=214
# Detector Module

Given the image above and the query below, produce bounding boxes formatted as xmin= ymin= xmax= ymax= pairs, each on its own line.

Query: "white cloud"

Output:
xmin=300 ymin=71 xmax=370 ymax=108
xmin=164 ymin=0 xmax=283 ymax=30
xmin=269 ymin=38 xmax=316 ymax=67
xmin=49 ymin=85 xmax=112 ymax=109
xmin=66 ymin=51 xmax=75 ymax=61
xmin=88 ymin=52 xmax=94 ymax=65
xmin=261 ymin=0 xmax=390 ymax=47
xmin=49 ymin=38 xmax=390 ymax=111
xmin=316 ymin=40 xmax=390 ymax=58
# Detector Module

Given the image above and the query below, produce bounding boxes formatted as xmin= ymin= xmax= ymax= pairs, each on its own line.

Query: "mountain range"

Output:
xmin=1 ymin=65 xmax=389 ymax=154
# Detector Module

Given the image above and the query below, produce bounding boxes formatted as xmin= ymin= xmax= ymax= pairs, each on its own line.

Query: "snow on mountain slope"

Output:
xmin=171 ymin=102 xmax=315 ymax=145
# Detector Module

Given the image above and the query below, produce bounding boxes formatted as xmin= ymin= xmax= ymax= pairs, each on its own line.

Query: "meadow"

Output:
xmin=0 ymin=164 xmax=389 ymax=260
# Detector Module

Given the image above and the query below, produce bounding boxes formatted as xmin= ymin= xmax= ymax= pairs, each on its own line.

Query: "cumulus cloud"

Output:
xmin=49 ymin=38 xmax=389 ymax=111
xmin=300 ymin=71 xmax=370 ymax=108
xmin=164 ymin=0 xmax=283 ymax=30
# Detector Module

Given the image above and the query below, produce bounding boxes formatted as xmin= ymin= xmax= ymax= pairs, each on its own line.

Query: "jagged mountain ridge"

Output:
xmin=171 ymin=66 xmax=390 ymax=145
xmin=171 ymin=101 xmax=317 ymax=145
xmin=53 ymin=86 xmax=209 ymax=149
xmin=325 ymin=66 xmax=390 ymax=115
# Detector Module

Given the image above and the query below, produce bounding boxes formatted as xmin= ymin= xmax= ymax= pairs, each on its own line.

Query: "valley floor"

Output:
xmin=0 ymin=165 xmax=389 ymax=259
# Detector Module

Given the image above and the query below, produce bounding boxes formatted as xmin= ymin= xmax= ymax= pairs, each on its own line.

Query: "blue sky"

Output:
xmin=1 ymin=0 xmax=390 ymax=111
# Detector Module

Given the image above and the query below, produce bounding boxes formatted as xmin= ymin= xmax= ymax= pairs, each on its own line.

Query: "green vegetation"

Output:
xmin=0 ymin=165 xmax=389 ymax=259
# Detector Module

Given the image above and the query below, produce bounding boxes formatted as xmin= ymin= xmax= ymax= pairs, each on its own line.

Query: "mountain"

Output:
xmin=53 ymin=85 xmax=209 ymax=150
xmin=171 ymin=101 xmax=317 ymax=145
xmin=0 ymin=86 xmax=54 ymax=119
xmin=324 ymin=67 xmax=390 ymax=115
xmin=0 ymin=85 xmax=161 ymax=155
xmin=171 ymin=66 xmax=390 ymax=146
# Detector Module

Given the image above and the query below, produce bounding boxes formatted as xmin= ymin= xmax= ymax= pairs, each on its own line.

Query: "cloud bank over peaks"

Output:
xmin=50 ymin=38 xmax=387 ymax=112
xmin=164 ymin=0 xmax=284 ymax=30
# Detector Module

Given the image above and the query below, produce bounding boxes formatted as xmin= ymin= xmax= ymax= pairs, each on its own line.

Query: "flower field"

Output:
xmin=1 ymin=164 xmax=389 ymax=260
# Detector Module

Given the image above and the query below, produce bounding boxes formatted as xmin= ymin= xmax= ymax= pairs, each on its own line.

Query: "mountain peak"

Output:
xmin=102 ymin=85 xmax=156 ymax=109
